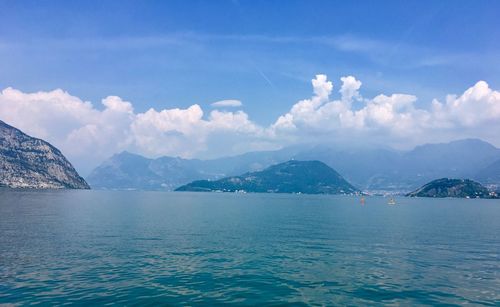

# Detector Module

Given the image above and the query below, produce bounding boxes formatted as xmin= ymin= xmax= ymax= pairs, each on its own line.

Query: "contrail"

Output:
xmin=255 ymin=67 xmax=276 ymax=90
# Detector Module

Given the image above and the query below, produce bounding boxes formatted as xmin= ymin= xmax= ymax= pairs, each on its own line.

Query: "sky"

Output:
xmin=1 ymin=0 xmax=500 ymax=175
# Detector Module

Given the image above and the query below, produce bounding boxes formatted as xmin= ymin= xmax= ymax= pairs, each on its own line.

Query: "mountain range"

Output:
xmin=2 ymin=117 xmax=499 ymax=193
xmin=86 ymin=147 xmax=301 ymax=190
xmin=87 ymin=138 xmax=500 ymax=192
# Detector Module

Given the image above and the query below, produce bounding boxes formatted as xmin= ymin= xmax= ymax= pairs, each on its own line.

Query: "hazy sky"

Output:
xmin=1 ymin=0 xmax=500 ymax=174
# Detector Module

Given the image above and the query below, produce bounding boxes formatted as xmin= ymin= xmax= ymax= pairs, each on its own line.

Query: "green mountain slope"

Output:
xmin=176 ymin=160 xmax=359 ymax=194
xmin=406 ymin=178 xmax=495 ymax=198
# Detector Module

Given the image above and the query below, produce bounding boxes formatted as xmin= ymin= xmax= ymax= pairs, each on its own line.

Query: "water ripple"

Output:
xmin=0 ymin=190 xmax=499 ymax=305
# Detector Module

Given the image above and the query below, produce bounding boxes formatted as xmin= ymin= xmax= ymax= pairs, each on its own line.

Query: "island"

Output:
xmin=0 ymin=120 xmax=89 ymax=189
xmin=175 ymin=160 xmax=359 ymax=194
xmin=406 ymin=178 xmax=497 ymax=199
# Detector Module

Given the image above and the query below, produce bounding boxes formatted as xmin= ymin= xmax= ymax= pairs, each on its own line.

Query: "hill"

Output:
xmin=175 ymin=160 xmax=359 ymax=194
xmin=406 ymin=178 xmax=495 ymax=198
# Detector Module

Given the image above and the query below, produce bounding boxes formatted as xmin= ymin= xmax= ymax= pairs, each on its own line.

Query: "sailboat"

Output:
xmin=388 ymin=197 xmax=396 ymax=205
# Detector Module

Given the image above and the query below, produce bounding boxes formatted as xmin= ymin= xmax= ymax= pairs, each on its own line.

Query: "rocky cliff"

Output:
xmin=0 ymin=120 xmax=89 ymax=189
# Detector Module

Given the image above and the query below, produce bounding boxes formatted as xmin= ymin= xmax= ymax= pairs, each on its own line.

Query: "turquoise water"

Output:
xmin=0 ymin=190 xmax=499 ymax=305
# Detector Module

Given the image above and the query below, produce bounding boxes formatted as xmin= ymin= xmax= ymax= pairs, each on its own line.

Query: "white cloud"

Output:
xmin=0 ymin=88 xmax=266 ymax=174
xmin=272 ymin=76 xmax=500 ymax=148
xmin=211 ymin=99 xmax=243 ymax=107
xmin=339 ymin=76 xmax=362 ymax=102
xmin=1 ymin=74 xmax=500 ymax=175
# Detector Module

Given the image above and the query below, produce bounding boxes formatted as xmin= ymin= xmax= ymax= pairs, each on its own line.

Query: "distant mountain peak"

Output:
xmin=413 ymin=138 xmax=497 ymax=151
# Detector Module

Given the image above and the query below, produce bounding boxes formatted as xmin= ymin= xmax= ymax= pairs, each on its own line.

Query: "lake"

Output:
xmin=0 ymin=190 xmax=499 ymax=305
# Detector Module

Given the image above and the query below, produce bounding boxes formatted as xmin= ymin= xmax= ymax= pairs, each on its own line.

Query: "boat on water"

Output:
xmin=388 ymin=197 xmax=396 ymax=205
xmin=360 ymin=196 xmax=365 ymax=205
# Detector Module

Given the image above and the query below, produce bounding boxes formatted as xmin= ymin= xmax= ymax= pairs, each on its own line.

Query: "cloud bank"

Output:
xmin=1 ymin=74 xmax=500 ymax=174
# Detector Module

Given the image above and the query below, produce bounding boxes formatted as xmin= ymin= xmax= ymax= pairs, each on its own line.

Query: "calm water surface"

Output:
xmin=0 ymin=190 xmax=499 ymax=305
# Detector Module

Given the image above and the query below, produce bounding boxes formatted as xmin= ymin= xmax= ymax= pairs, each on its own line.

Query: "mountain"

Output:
xmin=406 ymin=178 xmax=495 ymax=198
xmin=401 ymin=139 xmax=500 ymax=181
xmin=293 ymin=146 xmax=403 ymax=190
xmin=86 ymin=151 xmax=212 ymax=190
xmin=86 ymin=147 xmax=301 ymax=190
xmin=0 ymin=120 xmax=89 ymax=189
xmin=87 ymin=138 xmax=500 ymax=192
xmin=475 ymin=158 xmax=500 ymax=185
xmin=295 ymin=139 xmax=500 ymax=191
xmin=175 ymin=160 xmax=359 ymax=194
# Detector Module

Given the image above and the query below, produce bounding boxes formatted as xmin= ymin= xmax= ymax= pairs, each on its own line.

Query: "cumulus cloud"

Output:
xmin=0 ymin=88 xmax=266 ymax=174
xmin=339 ymin=76 xmax=362 ymax=102
xmin=211 ymin=99 xmax=243 ymax=107
xmin=272 ymin=75 xmax=500 ymax=148
xmin=1 ymin=74 xmax=500 ymax=175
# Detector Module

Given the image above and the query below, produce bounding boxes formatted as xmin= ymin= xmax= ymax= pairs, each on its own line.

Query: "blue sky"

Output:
xmin=1 ymin=0 xmax=500 ymax=174
xmin=1 ymin=0 xmax=499 ymax=124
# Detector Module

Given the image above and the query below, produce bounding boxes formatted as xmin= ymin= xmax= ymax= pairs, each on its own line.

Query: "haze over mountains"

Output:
xmin=86 ymin=149 xmax=299 ymax=191
xmin=2 ymin=117 xmax=497 ymax=192
xmin=87 ymin=138 xmax=500 ymax=192
xmin=1 ymin=116 xmax=499 ymax=193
